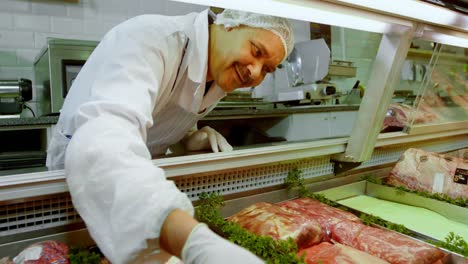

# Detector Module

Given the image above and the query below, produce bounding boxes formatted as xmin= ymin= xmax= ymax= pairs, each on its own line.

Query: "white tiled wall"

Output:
xmin=0 ymin=0 xmax=311 ymax=75
xmin=330 ymin=27 xmax=382 ymax=94
xmin=0 ymin=0 xmax=312 ymax=117
xmin=0 ymin=0 xmax=213 ymax=116
xmin=0 ymin=0 xmax=207 ymax=79
xmin=0 ymin=4 xmax=310 ymax=81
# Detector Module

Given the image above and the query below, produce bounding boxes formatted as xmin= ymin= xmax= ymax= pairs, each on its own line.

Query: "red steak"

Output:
xmin=278 ymin=198 xmax=361 ymax=241
xmin=382 ymin=103 xmax=439 ymax=132
xmin=332 ymin=221 xmax=445 ymax=264
xmin=297 ymin=242 xmax=389 ymax=264
xmin=227 ymin=202 xmax=323 ymax=248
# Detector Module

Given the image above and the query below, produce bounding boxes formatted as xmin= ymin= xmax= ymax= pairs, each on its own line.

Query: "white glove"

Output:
xmin=182 ymin=223 xmax=264 ymax=264
xmin=184 ymin=126 xmax=233 ymax=153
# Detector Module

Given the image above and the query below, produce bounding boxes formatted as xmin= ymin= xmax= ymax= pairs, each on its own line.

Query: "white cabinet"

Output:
xmin=330 ymin=111 xmax=358 ymax=138
xmin=266 ymin=111 xmax=358 ymax=141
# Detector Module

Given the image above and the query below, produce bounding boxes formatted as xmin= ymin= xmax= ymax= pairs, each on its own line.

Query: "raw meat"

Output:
xmin=227 ymin=202 xmax=323 ymax=248
xmin=386 ymin=148 xmax=468 ymax=199
xmin=382 ymin=103 xmax=439 ymax=132
xmin=278 ymin=198 xmax=361 ymax=241
xmin=332 ymin=221 xmax=445 ymax=264
xmin=13 ymin=240 xmax=69 ymax=264
xmin=431 ymin=68 xmax=468 ymax=110
xmin=445 ymin=148 xmax=468 ymax=160
xmin=297 ymin=242 xmax=389 ymax=264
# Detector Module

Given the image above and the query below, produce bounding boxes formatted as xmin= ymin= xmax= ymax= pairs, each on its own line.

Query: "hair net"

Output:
xmin=214 ymin=9 xmax=294 ymax=61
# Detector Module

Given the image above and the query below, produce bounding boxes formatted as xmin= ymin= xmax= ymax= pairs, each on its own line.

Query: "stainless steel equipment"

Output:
xmin=266 ymin=39 xmax=338 ymax=105
xmin=0 ymin=79 xmax=32 ymax=115
xmin=34 ymin=38 xmax=98 ymax=116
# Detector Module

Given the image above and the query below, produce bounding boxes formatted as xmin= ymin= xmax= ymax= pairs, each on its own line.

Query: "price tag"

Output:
xmin=453 ymin=168 xmax=467 ymax=185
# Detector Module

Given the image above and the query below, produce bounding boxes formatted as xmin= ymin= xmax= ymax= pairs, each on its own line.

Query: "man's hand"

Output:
xmin=182 ymin=223 xmax=264 ymax=264
xmin=183 ymin=126 xmax=233 ymax=153
xmin=160 ymin=210 xmax=263 ymax=264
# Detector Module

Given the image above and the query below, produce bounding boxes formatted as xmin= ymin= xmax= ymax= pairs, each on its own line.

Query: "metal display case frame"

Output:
xmin=0 ymin=0 xmax=467 ymax=260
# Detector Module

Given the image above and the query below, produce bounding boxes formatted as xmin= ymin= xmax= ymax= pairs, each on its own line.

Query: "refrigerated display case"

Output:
xmin=0 ymin=0 xmax=467 ymax=262
xmin=384 ymin=40 xmax=468 ymax=134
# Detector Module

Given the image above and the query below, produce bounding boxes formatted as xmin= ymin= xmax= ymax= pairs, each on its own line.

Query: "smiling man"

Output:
xmin=46 ymin=8 xmax=294 ymax=264
xmin=208 ymin=19 xmax=287 ymax=91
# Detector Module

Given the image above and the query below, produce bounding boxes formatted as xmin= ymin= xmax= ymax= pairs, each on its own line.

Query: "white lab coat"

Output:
xmin=46 ymin=9 xmax=226 ymax=264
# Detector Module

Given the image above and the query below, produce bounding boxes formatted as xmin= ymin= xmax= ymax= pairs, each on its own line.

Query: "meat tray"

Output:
xmin=317 ymin=180 xmax=468 ymax=263
xmin=1 ymin=177 xmax=466 ymax=263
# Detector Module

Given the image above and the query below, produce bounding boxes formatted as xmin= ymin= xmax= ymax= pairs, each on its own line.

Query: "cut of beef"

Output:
xmin=278 ymin=198 xmax=361 ymax=241
xmin=386 ymin=148 xmax=468 ymax=199
xmin=227 ymin=202 xmax=323 ymax=248
xmin=13 ymin=240 xmax=69 ymax=264
xmin=381 ymin=103 xmax=439 ymax=132
xmin=331 ymin=221 xmax=445 ymax=264
xmin=297 ymin=242 xmax=389 ymax=264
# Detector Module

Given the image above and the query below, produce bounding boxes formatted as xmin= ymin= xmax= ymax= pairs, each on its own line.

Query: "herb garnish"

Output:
xmin=360 ymin=175 xmax=468 ymax=255
xmin=285 ymin=169 xmax=411 ymax=235
xmin=68 ymin=247 xmax=101 ymax=264
xmin=361 ymin=175 xmax=467 ymax=207
xmin=284 ymin=168 xmax=345 ymax=209
xmin=428 ymin=232 xmax=468 ymax=257
xmin=359 ymin=214 xmax=411 ymax=235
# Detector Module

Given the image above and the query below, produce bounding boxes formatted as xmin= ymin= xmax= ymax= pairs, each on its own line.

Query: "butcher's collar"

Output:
xmin=183 ymin=9 xmax=210 ymax=84
xmin=200 ymin=82 xmax=227 ymax=112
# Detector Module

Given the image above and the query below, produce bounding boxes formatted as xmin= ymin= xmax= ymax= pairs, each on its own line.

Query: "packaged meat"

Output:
xmin=227 ymin=202 xmax=323 ymax=248
xmin=278 ymin=198 xmax=361 ymax=241
xmin=13 ymin=240 xmax=69 ymax=264
xmin=331 ymin=221 xmax=445 ymax=264
xmin=297 ymin=242 xmax=389 ymax=264
xmin=386 ymin=148 xmax=468 ymax=199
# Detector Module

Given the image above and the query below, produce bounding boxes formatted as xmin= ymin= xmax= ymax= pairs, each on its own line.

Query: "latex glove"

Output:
xmin=184 ymin=126 xmax=233 ymax=153
xmin=182 ymin=223 xmax=264 ymax=264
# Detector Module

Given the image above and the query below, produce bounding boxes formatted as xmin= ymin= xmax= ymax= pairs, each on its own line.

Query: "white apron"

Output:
xmin=147 ymin=40 xmax=215 ymax=156
xmin=46 ymin=36 xmax=216 ymax=169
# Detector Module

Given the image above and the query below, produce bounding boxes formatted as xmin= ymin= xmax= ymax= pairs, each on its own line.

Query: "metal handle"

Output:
xmin=0 ymin=79 xmax=32 ymax=101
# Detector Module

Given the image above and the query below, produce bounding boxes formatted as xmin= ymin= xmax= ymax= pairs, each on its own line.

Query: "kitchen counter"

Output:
xmin=204 ymin=104 xmax=360 ymax=120
xmin=0 ymin=105 xmax=359 ymax=125
xmin=0 ymin=116 xmax=59 ymax=128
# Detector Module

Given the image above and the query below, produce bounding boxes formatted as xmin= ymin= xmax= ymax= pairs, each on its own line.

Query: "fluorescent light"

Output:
xmin=329 ymin=0 xmax=468 ymax=32
xmin=171 ymin=0 xmax=412 ymax=34
xmin=422 ymin=30 xmax=468 ymax=48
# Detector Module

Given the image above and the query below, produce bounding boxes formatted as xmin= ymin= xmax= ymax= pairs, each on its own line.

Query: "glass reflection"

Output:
xmin=383 ymin=41 xmax=467 ymax=133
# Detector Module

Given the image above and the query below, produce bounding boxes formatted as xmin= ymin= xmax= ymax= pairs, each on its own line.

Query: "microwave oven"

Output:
xmin=34 ymin=38 xmax=98 ymax=116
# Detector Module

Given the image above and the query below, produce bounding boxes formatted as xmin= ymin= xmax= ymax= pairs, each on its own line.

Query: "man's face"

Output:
xmin=208 ymin=25 xmax=285 ymax=92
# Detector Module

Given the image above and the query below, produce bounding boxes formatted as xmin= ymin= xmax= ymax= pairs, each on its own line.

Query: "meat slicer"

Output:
xmin=265 ymin=39 xmax=338 ymax=105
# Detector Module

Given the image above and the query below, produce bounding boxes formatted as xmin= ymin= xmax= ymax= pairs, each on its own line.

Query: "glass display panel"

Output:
xmin=0 ymin=7 xmax=389 ymax=174
xmin=382 ymin=40 xmax=467 ymax=133
xmin=198 ymin=22 xmax=383 ymax=150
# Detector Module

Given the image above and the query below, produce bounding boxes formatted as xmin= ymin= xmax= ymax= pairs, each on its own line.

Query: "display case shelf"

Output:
xmin=407 ymin=48 xmax=468 ymax=63
xmin=0 ymin=1 xmax=466 ymax=253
